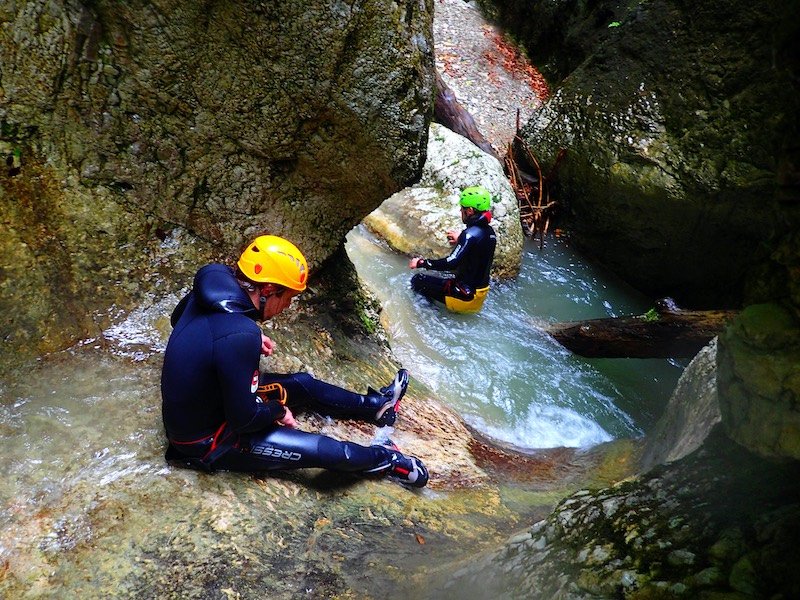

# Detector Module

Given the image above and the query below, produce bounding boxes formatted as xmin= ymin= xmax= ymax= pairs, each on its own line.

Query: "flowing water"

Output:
xmin=0 ymin=232 xmax=684 ymax=595
xmin=346 ymin=225 xmax=683 ymax=450
xmin=0 ymin=296 xmax=177 ymax=587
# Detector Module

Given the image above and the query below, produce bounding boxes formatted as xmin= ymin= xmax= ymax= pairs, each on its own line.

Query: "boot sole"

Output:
xmin=374 ymin=370 xmax=409 ymax=423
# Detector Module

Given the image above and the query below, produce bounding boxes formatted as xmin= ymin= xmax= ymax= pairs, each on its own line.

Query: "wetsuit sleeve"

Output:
xmin=215 ymin=331 xmax=286 ymax=433
xmin=422 ymin=230 xmax=472 ymax=271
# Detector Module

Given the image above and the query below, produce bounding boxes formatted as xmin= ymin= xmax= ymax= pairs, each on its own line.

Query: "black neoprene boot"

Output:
xmin=365 ymin=369 xmax=409 ymax=427
xmin=362 ymin=439 xmax=429 ymax=488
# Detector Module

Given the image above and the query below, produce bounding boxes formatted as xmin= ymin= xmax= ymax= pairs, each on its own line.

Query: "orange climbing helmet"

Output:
xmin=237 ymin=235 xmax=308 ymax=292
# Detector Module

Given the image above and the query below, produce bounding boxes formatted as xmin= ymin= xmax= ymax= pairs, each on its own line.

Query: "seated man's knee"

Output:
xmin=317 ymin=437 xmax=352 ymax=470
xmin=288 ymin=372 xmax=314 ymax=388
xmin=318 ymin=437 xmax=379 ymax=472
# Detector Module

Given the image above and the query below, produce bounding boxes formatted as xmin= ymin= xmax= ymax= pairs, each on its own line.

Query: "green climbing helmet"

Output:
xmin=459 ymin=186 xmax=492 ymax=212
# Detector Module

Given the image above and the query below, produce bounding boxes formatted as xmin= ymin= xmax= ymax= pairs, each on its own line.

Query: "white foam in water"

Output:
xmin=101 ymin=292 xmax=185 ymax=359
xmin=466 ymin=404 xmax=613 ymax=449
xmin=345 ymin=226 xmax=682 ymax=450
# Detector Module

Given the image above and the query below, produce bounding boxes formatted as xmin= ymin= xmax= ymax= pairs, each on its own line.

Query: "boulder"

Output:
xmin=434 ymin=429 xmax=800 ymax=599
xmin=718 ymin=303 xmax=800 ymax=460
xmin=0 ymin=0 xmax=435 ymax=368
xmin=503 ymin=0 xmax=799 ymax=308
xmin=639 ymin=338 xmax=720 ymax=471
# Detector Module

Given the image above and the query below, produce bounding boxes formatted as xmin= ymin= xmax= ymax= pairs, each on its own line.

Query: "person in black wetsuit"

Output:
xmin=161 ymin=235 xmax=428 ymax=487
xmin=409 ymin=186 xmax=497 ymax=313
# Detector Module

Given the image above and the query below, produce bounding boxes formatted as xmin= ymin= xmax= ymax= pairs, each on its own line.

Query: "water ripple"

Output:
xmin=347 ymin=226 xmax=680 ymax=449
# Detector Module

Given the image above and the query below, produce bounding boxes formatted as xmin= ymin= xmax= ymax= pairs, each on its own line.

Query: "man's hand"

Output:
xmin=261 ymin=334 xmax=276 ymax=356
xmin=409 ymin=257 xmax=424 ymax=269
xmin=277 ymin=406 xmax=297 ymax=428
xmin=446 ymin=229 xmax=459 ymax=245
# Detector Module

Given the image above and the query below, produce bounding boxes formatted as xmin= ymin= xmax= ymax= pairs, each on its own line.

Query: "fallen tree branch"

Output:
xmin=544 ymin=298 xmax=739 ymax=358
xmin=505 ymin=131 xmax=564 ymax=247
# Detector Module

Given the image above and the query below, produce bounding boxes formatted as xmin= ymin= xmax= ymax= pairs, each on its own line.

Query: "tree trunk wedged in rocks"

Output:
xmin=545 ymin=300 xmax=738 ymax=358
xmin=433 ymin=71 xmax=499 ymax=160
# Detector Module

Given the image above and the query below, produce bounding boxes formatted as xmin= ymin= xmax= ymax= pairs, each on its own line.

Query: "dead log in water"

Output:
xmin=545 ymin=298 xmax=739 ymax=358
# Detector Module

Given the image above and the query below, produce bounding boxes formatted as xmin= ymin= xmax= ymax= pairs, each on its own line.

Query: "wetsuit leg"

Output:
xmin=259 ymin=372 xmax=388 ymax=422
xmin=211 ymin=426 xmax=392 ymax=474
xmin=410 ymin=272 xmax=450 ymax=303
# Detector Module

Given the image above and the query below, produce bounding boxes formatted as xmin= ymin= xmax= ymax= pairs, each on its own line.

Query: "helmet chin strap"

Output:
xmin=258 ymin=283 xmax=280 ymax=318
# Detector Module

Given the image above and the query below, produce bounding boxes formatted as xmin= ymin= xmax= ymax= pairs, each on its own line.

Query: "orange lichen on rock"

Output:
xmin=485 ymin=30 xmax=551 ymax=101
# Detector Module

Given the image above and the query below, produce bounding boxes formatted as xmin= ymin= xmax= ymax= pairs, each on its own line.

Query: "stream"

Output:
xmin=346 ymin=225 xmax=683 ymax=450
xmin=0 ymin=229 xmax=684 ymax=597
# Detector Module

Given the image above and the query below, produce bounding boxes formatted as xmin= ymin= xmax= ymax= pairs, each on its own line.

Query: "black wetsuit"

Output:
xmin=411 ymin=211 xmax=497 ymax=304
xmin=161 ymin=264 xmax=393 ymax=473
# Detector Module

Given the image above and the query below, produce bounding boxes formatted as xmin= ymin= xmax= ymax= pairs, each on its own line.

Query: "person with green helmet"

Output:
xmin=409 ymin=186 xmax=497 ymax=313
xmin=161 ymin=235 xmax=428 ymax=487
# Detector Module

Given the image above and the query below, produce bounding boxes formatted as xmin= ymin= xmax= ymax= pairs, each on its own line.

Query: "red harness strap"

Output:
xmin=168 ymin=421 xmax=237 ymax=469
xmin=169 ymin=432 xmax=215 ymax=446
xmin=203 ymin=421 xmax=233 ymax=460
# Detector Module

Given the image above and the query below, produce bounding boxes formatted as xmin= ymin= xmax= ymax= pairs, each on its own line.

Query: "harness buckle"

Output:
xmin=256 ymin=382 xmax=287 ymax=405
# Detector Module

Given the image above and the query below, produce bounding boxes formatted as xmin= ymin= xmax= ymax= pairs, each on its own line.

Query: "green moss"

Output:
xmin=731 ymin=303 xmax=800 ymax=350
xmin=497 ymin=486 xmax=570 ymax=515
xmin=358 ymin=308 xmax=378 ymax=334
xmin=587 ymin=438 xmax=642 ymax=488
xmin=313 ymin=245 xmax=386 ymax=339
xmin=643 ymin=308 xmax=659 ymax=322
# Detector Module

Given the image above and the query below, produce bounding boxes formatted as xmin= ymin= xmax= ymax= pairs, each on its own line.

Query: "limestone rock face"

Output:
xmin=363 ymin=123 xmax=523 ymax=279
xmin=436 ymin=431 xmax=800 ymax=599
xmin=0 ymin=0 xmax=434 ymax=366
xmin=718 ymin=303 xmax=800 ymax=460
xmin=503 ymin=0 xmax=799 ymax=309
xmin=639 ymin=339 xmax=720 ymax=471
